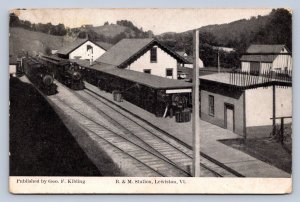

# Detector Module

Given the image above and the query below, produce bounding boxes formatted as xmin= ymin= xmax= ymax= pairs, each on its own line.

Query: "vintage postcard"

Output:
xmin=9 ymin=8 xmax=292 ymax=194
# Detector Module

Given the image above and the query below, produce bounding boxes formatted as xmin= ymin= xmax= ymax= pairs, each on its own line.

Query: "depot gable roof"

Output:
xmin=95 ymin=38 xmax=190 ymax=68
xmin=72 ymin=59 xmax=192 ymax=90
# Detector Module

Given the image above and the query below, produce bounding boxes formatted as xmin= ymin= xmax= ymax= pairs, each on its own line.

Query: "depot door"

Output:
xmin=224 ymin=104 xmax=234 ymax=132
xmin=250 ymin=62 xmax=260 ymax=76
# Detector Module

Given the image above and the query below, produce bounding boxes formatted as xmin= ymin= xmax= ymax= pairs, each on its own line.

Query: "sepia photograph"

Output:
xmin=8 ymin=8 xmax=292 ymax=194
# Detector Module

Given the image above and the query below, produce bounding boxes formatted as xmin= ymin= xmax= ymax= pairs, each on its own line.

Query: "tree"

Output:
xmin=56 ymin=23 xmax=67 ymax=36
xmin=45 ymin=46 xmax=52 ymax=55
xmin=9 ymin=13 xmax=20 ymax=27
xmin=78 ymin=31 xmax=87 ymax=39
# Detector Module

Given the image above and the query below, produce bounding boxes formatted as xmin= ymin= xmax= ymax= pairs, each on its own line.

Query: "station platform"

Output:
xmin=85 ymin=82 xmax=290 ymax=178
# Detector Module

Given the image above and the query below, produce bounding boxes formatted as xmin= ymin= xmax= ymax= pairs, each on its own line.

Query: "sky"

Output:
xmin=13 ymin=8 xmax=273 ymax=34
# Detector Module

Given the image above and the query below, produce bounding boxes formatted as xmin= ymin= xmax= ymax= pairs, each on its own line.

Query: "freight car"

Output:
xmin=22 ymin=57 xmax=57 ymax=95
xmin=75 ymin=60 xmax=193 ymax=122
xmin=39 ymin=55 xmax=85 ymax=90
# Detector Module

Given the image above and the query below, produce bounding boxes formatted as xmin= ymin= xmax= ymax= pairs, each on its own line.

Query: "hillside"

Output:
xmin=9 ymin=9 xmax=291 ymax=68
xmin=76 ymin=20 xmax=153 ymax=44
xmin=9 ymin=27 xmax=101 ymax=57
xmin=89 ymin=24 xmax=134 ymax=38
xmin=9 ymin=27 xmax=65 ymax=56
xmin=157 ymin=8 xmax=292 ymax=67
xmin=159 ymin=9 xmax=291 ymax=51
xmin=197 ymin=16 xmax=271 ymax=47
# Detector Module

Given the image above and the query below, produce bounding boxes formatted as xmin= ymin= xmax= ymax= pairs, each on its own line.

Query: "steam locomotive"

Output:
xmin=39 ymin=55 xmax=85 ymax=90
xmin=22 ymin=57 xmax=57 ymax=95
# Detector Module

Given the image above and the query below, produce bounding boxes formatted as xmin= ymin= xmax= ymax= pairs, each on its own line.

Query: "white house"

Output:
xmin=57 ymin=39 xmax=112 ymax=61
xmin=176 ymin=51 xmax=204 ymax=69
xmin=95 ymin=38 xmax=190 ymax=79
xmin=241 ymin=44 xmax=292 ymax=74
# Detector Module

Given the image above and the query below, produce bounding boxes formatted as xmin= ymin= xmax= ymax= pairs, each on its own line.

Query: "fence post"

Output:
xmin=280 ymin=117 xmax=284 ymax=142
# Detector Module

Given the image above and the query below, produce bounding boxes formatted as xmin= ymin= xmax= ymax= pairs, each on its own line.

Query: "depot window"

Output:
xmin=150 ymin=47 xmax=157 ymax=63
xmin=143 ymin=69 xmax=151 ymax=74
xmin=166 ymin=68 xmax=173 ymax=78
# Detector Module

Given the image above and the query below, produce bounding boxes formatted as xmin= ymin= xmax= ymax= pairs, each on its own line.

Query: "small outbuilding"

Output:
xmin=176 ymin=51 xmax=204 ymax=69
xmin=199 ymin=73 xmax=292 ymax=138
xmin=240 ymin=44 xmax=292 ymax=75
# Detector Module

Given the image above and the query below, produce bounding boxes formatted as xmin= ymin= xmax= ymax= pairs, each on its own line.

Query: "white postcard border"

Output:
xmin=9 ymin=177 xmax=292 ymax=194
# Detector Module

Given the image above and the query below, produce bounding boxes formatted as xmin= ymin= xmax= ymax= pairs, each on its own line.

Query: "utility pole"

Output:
xmin=272 ymin=84 xmax=276 ymax=136
xmin=218 ymin=49 xmax=220 ymax=73
xmin=192 ymin=29 xmax=200 ymax=177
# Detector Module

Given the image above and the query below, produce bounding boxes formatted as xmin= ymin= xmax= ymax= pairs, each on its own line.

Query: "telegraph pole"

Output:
xmin=218 ymin=50 xmax=220 ymax=73
xmin=192 ymin=29 xmax=200 ymax=177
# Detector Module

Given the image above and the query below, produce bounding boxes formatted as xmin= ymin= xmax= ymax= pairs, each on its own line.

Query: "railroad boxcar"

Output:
xmin=39 ymin=55 xmax=85 ymax=90
xmin=22 ymin=57 xmax=57 ymax=95
xmin=75 ymin=60 xmax=192 ymax=121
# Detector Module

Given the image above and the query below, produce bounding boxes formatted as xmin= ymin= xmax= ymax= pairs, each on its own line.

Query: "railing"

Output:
xmin=228 ymin=69 xmax=292 ymax=88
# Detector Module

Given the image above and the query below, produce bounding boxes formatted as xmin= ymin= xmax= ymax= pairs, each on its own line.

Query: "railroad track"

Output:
xmin=55 ymin=81 xmax=242 ymax=177
xmin=81 ymin=88 xmax=241 ymax=177
xmin=53 ymin=87 xmax=192 ymax=177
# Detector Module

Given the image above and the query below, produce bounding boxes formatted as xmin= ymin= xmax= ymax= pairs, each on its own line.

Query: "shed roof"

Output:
xmin=176 ymin=51 xmax=186 ymax=56
xmin=72 ymin=59 xmax=192 ymax=89
xmin=96 ymin=38 xmax=190 ymax=68
xmin=240 ymin=55 xmax=278 ymax=62
xmin=199 ymin=72 xmax=292 ymax=89
xmin=246 ymin=44 xmax=290 ymax=54
xmin=57 ymin=39 xmax=112 ymax=55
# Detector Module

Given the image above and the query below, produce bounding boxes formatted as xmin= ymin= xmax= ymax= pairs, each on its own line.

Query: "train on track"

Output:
xmin=20 ymin=52 xmax=192 ymax=121
xmin=38 ymin=55 xmax=85 ymax=90
xmin=22 ymin=57 xmax=57 ymax=95
xmin=74 ymin=60 xmax=193 ymax=120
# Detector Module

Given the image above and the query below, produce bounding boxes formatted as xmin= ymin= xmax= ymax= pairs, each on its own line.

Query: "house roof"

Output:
xmin=176 ymin=51 xmax=194 ymax=64
xmin=94 ymin=41 xmax=113 ymax=51
xmin=245 ymin=44 xmax=290 ymax=54
xmin=240 ymin=44 xmax=291 ymax=62
xmin=72 ymin=59 xmax=192 ymax=90
xmin=96 ymin=38 xmax=190 ymax=68
xmin=199 ymin=72 xmax=292 ymax=89
xmin=57 ymin=39 xmax=112 ymax=55
xmin=176 ymin=51 xmax=186 ymax=57
xmin=240 ymin=55 xmax=278 ymax=62
xmin=41 ymin=54 xmax=70 ymax=65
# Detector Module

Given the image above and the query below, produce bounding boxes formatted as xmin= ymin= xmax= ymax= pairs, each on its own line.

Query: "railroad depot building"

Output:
xmin=56 ymin=39 xmax=112 ymax=61
xmin=199 ymin=73 xmax=292 ymax=138
xmin=72 ymin=59 xmax=192 ymax=118
xmin=95 ymin=38 xmax=190 ymax=79
xmin=241 ymin=44 xmax=292 ymax=74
